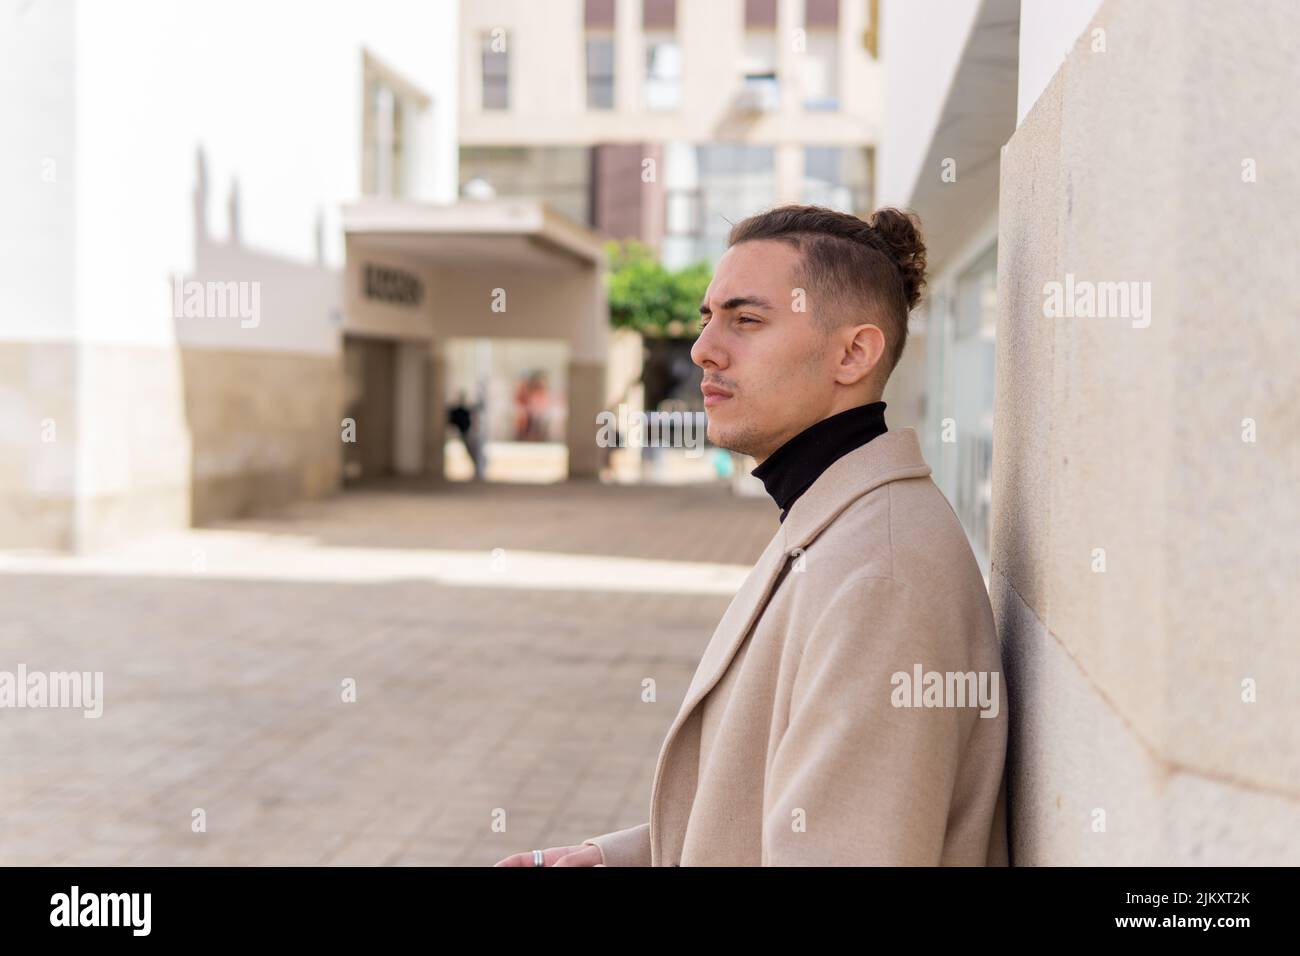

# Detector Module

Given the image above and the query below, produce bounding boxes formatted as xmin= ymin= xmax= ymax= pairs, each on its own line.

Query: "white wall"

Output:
xmin=0 ymin=0 xmax=76 ymax=342
xmin=68 ymin=0 xmax=459 ymax=351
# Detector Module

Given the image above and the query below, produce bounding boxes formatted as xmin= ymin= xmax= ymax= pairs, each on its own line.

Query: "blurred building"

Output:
xmin=459 ymin=0 xmax=881 ymax=263
xmin=882 ymin=0 xmax=1300 ymax=864
xmin=1 ymin=0 xmax=612 ymax=551
xmin=456 ymin=0 xmax=883 ymax=432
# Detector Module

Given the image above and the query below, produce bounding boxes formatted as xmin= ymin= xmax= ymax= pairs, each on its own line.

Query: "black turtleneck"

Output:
xmin=751 ymin=401 xmax=888 ymax=523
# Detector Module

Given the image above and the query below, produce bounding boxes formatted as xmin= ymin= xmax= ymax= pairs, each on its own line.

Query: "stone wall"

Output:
xmin=992 ymin=0 xmax=1299 ymax=864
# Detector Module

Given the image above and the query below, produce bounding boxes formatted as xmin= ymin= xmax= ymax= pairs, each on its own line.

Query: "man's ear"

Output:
xmin=834 ymin=322 xmax=887 ymax=387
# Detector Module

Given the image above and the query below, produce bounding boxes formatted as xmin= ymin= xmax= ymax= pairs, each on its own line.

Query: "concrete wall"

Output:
xmin=992 ymin=0 xmax=1300 ymax=864
xmin=179 ymin=349 xmax=343 ymax=524
xmin=0 ymin=342 xmax=79 ymax=550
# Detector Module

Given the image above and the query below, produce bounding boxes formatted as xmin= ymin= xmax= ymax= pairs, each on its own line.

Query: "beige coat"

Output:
xmin=581 ymin=427 xmax=1009 ymax=866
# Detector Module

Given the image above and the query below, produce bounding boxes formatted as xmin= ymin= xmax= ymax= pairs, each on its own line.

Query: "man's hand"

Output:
xmin=493 ymin=844 xmax=605 ymax=866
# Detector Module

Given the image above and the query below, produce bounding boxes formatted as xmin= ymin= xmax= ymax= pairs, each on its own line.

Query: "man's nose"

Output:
xmin=691 ymin=321 xmax=723 ymax=370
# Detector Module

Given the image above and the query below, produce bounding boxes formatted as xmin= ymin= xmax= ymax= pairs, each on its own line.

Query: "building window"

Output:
xmin=740 ymin=33 xmax=779 ymax=112
xmin=482 ymin=31 xmax=510 ymax=110
xmin=644 ymin=0 xmax=680 ymax=111
xmin=924 ymin=243 xmax=998 ymax=574
xmin=363 ymin=81 xmax=403 ymax=196
xmin=585 ymin=0 xmax=615 ymax=110
xmin=801 ymin=146 xmax=872 ymax=214
xmin=740 ymin=0 xmax=779 ymax=112
xmin=458 ymin=146 xmax=593 ymax=226
xmin=744 ymin=0 xmax=777 ymax=28
xmin=644 ymin=0 xmax=677 ymax=31
xmin=863 ymin=0 xmax=880 ymax=59
xmin=801 ymin=0 xmax=839 ymax=111
xmin=662 ymin=142 xmax=775 ymax=269
xmin=587 ymin=35 xmax=615 ymax=109
xmin=645 ymin=34 xmax=682 ymax=110
xmin=361 ymin=52 xmax=429 ymax=198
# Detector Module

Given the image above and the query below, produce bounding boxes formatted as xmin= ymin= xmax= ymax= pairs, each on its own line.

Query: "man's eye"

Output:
xmin=697 ymin=315 xmax=758 ymax=331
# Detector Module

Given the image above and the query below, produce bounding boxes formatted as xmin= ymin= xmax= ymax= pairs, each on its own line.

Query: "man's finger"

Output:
xmin=493 ymin=847 xmax=565 ymax=867
xmin=550 ymin=844 xmax=603 ymax=867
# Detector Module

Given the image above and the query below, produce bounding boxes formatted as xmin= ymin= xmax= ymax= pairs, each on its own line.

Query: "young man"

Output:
xmin=497 ymin=205 xmax=1008 ymax=867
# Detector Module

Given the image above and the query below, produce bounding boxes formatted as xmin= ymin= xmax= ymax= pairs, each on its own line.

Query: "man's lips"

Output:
xmin=701 ymin=384 xmax=733 ymax=407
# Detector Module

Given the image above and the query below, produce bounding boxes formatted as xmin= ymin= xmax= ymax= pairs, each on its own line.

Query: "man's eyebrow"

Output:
xmin=698 ymin=295 xmax=776 ymax=316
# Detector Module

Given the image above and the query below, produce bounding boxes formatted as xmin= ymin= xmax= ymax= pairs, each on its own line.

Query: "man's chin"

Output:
xmin=707 ymin=420 xmax=760 ymax=459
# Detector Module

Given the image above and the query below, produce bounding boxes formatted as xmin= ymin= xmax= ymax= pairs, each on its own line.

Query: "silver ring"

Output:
xmin=532 ymin=849 xmax=545 ymax=867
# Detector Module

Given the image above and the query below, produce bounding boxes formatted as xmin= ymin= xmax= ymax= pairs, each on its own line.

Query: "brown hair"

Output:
xmin=726 ymin=204 xmax=927 ymax=372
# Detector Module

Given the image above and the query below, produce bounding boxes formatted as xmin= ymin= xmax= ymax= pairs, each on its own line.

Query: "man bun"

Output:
xmin=865 ymin=207 xmax=927 ymax=312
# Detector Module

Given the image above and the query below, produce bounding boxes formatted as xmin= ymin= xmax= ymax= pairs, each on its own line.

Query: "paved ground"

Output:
xmin=0 ymin=478 xmax=776 ymax=865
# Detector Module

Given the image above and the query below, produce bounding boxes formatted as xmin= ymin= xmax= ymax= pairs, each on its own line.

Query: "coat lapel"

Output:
xmin=680 ymin=525 xmax=793 ymax=707
xmin=647 ymin=524 xmax=793 ymax=863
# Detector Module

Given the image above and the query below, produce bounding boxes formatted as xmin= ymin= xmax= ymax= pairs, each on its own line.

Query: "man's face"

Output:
xmin=692 ymin=240 xmax=843 ymax=462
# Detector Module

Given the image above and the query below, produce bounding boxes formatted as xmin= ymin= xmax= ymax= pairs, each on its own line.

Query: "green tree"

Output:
xmin=606 ymin=239 xmax=710 ymax=337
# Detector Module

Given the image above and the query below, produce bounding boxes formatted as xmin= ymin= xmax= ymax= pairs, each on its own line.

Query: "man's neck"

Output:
xmin=753 ymin=394 xmax=883 ymax=466
xmin=750 ymin=401 xmax=889 ymax=522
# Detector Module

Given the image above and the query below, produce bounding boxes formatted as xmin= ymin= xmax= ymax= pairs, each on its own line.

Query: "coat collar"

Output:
xmin=648 ymin=427 xmax=932 ymax=862
xmin=778 ymin=426 xmax=933 ymax=553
